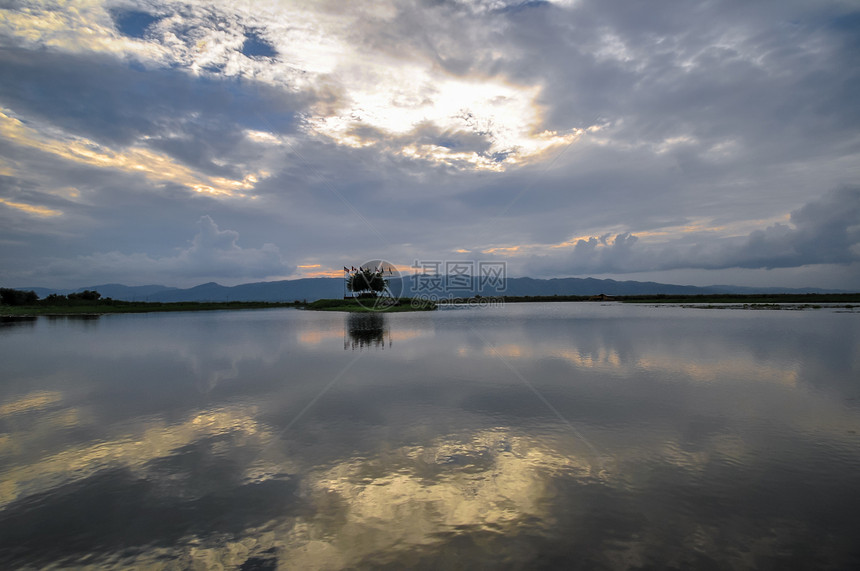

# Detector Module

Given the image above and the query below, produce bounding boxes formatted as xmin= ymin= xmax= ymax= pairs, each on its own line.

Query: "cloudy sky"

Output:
xmin=1 ymin=0 xmax=859 ymax=290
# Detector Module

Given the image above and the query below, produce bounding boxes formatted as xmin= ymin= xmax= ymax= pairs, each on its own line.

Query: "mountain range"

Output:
xmin=17 ymin=276 xmax=847 ymax=303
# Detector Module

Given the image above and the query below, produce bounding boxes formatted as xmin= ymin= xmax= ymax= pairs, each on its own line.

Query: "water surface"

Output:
xmin=1 ymin=303 xmax=859 ymax=569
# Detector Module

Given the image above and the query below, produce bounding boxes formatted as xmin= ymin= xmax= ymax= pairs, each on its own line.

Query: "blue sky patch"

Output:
xmin=241 ymin=32 xmax=278 ymax=58
xmin=112 ymin=10 xmax=161 ymax=39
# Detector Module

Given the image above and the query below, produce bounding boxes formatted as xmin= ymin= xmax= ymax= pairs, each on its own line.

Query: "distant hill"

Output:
xmin=14 ymin=276 xmax=847 ymax=302
xmin=147 ymin=278 xmax=343 ymax=302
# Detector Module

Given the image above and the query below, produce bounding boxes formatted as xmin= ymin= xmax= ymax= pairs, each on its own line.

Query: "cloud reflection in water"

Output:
xmin=0 ymin=305 xmax=858 ymax=568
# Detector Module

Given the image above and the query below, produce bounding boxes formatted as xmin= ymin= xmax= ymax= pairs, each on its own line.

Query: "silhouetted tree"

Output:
xmin=347 ymin=269 xmax=386 ymax=297
xmin=0 ymin=288 xmax=38 ymax=306
xmin=68 ymin=290 xmax=101 ymax=301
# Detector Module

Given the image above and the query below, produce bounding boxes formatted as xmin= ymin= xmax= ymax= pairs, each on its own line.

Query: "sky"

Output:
xmin=1 ymin=0 xmax=859 ymax=290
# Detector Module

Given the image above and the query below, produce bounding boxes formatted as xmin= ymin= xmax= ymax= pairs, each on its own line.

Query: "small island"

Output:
xmin=303 ymin=265 xmax=437 ymax=312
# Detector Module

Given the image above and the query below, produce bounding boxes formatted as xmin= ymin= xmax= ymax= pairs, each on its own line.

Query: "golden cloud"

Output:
xmin=0 ymin=109 xmax=265 ymax=199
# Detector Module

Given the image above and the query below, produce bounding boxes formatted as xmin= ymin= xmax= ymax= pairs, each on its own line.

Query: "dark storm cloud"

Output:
xmin=733 ymin=186 xmax=860 ymax=268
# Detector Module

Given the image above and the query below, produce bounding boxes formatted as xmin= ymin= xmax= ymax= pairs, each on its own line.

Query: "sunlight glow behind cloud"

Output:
xmin=2 ymin=0 xmax=585 ymax=172
xmin=0 ymin=108 xmax=265 ymax=199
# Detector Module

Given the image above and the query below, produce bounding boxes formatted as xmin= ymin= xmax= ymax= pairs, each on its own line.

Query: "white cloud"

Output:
xmin=2 ymin=0 xmax=586 ymax=171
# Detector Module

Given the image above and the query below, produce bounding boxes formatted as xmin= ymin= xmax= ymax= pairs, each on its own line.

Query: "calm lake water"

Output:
xmin=1 ymin=303 xmax=859 ymax=569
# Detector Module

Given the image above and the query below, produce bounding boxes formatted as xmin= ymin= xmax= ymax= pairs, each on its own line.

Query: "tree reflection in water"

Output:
xmin=345 ymin=312 xmax=390 ymax=350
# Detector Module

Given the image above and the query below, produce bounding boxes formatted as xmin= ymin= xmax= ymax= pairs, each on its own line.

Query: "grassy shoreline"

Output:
xmin=436 ymin=293 xmax=860 ymax=304
xmin=1 ymin=297 xmax=438 ymax=316
xmin=617 ymin=293 xmax=860 ymax=304
xmin=1 ymin=301 xmax=301 ymax=316
xmin=5 ymin=293 xmax=857 ymax=316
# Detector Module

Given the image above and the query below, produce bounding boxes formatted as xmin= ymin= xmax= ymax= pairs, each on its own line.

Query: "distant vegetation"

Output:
xmin=1 ymin=287 xmax=436 ymax=315
xmin=5 ymin=287 xmax=858 ymax=316
xmin=440 ymin=293 xmax=860 ymax=303
xmin=615 ymin=293 xmax=860 ymax=304
xmin=0 ymin=288 xmax=300 ymax=315
xmin=1 ymin=288 xmax=40 ymax=306
xmin=436 ymin=293 xmax=860 ymax=304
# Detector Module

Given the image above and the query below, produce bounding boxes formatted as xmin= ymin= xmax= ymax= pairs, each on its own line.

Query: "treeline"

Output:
xmin=1 ymin=288 xmax=105 ymax=306
xmin=616 ymin=293 xmax=860 ymax=303
xmin=2 ymin=288 xmax=303 ymax=315
xmin=437 ymin=293 xmax=860 ymax=304
xmin=0 ymin=288 xmax=39 ymax=306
